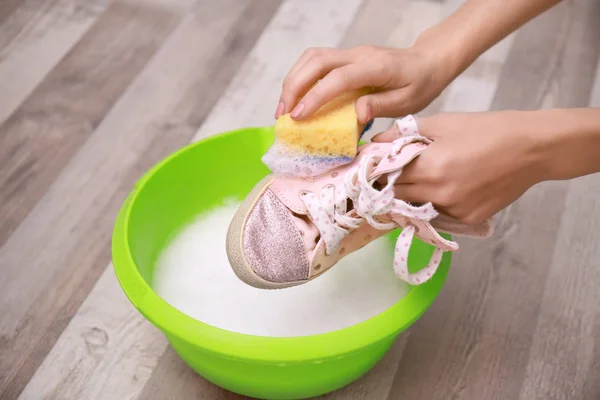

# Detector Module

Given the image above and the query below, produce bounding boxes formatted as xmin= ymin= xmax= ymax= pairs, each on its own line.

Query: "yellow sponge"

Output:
xmin=273 ymin=89 xmax=369 ymax=158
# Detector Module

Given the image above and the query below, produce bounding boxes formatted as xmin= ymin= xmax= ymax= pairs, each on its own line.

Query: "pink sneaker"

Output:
xmin=226 ymin=116 xmax=494 ymax=289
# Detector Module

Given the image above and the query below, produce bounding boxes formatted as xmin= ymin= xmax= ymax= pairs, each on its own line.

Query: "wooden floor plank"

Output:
xmin=136 ymin=346 xmax=246 ymax=400
xmin=591 ymin=62 xmax=600 ymax=107
xmin=0 ymin=0 xmax=201 ymax=397
xmin=517 ymin=179 xmax=600 ymax=400
xmin=17 ymin=269 xmax=167 ymax=400
xmin=0 ymin=0 xmax=26 ymax=27
xmin=388 ymin=2 xmax=599 ymax=399
xmin=0 ymin=0 xmax=112 ymax=125
xmin=0 ymin=0 xmax=186 ymax=247
xmin=517 ymin=2 xmax=600 ymax=398
xmin=12 ymin=1 xmax=280 ymax=399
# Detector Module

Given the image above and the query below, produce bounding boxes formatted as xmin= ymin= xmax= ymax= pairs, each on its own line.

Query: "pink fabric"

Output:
xmin=269 ymin=142 xmax=427 ymax=215
xmin=244 ymin=114 xmax=494 ymax=285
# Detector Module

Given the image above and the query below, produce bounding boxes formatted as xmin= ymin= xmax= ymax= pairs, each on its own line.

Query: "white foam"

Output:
xmin=153 ymin=201 xmax=409 ymax=337
xmin=261 ymin=142 xmax=352 ymax=178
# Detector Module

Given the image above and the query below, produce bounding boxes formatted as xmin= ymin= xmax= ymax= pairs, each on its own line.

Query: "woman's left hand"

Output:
xmin=374 ymin=111 xmax=549 ymax=224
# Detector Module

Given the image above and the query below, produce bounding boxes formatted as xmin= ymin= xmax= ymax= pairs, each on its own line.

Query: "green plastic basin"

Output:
xmin=111 ymin=126 xmax=450 ymax=399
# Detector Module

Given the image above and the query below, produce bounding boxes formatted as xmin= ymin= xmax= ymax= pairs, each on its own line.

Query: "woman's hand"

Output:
xmin=274 ymin=0 xmax=563 ymax=124
xmin=375 ymin=111 xmax=550 ymax=225
xmin=275 ymin=44 xmax=457 ymax=124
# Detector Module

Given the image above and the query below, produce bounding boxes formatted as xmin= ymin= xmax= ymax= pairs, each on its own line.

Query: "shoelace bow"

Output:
xmin=299 ymin=135 xmax=446 ymax=285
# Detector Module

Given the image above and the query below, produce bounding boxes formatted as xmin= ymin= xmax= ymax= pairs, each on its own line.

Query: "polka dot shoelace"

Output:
xmin=299 ymin=133 xmax=446 ymax=286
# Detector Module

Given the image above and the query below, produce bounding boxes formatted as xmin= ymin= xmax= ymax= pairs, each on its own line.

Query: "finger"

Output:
xmin=371 ymin=125 xmax=400 ymax=143
xmin=276 ymin=48 xmax=329 ymax=118
xmin=371 ymin=108 xmax=421 ymax=143
xmin=278 ymin=48 xmax=348 ymax=117
xmin=285 ymin=47 xmax=335 ymax=84
xmin=394 ymin=150 xmax=431 ymax=183
xmin=291 ymin=62 xmax=388 ymax=120
xmin=355 ymin=89 xmax=411 ymax=124
xmin=393 ymin=183 xmax=429 ymax=204
xmin=411 ymin=115 xmax=443 ymax=140
xmin=372 ymin=113 xmax=430 ymax=144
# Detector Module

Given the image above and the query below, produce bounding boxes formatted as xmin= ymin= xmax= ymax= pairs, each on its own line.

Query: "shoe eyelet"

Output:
xmin=404 ymin=223 xmax=419 ymax=235
xmin=299 ymin=190 xmax=310 ymax=199
xmin=314 ymin=264 xmax=322 ymax=271
xmin=331 ymin=172 xmax=339 ymax=178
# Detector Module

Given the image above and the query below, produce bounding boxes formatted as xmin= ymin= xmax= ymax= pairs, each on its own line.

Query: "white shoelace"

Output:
xmin=299 ymin=136 xmax=446 ymax=285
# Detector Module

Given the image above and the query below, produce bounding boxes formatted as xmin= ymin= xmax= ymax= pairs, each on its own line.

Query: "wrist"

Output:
xmin=519 ymin=108 xmax=600 ymax=182
xmin=413 ymin=25 xmax=477 ymax=86
xmin=514 ymin=110 xmax=557 ymax=184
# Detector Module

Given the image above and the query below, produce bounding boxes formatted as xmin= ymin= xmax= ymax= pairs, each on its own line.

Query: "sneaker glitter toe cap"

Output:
xmin=230 ymin=186 xmax=310 ymax=288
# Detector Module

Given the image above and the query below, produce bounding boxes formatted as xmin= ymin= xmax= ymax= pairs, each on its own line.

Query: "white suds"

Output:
xmin=261 ymin=143 xmax=352 ymax=177
xmin=153 ymin=201 xmax=409 ymax=337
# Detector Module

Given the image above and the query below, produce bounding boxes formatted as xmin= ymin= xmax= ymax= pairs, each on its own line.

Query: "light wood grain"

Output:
xmin=388 ymin=2 xmax=599 ymax=399
xmin=517 ymin=179 xmax=600 ymax=400
xmin=591 ymin=62 xmax=600 ymax=107
xmin=0 ymin=0 xmax=112 ymax=125
xmin=0 ymin=0 xmax=197 ymax=397
xmin=0 ymin=0 xmax=22 ymax=27
xmin=18 ymin=268 xmax=167 ymax=400
xmin=137 ymin=347 xmax=245 ymax=400
xmin=0 ymin=0 xmax=186 ymax=248
xmin=490 ymin=2 xmax=569 ymax=111
xmin=517 ymin=2 xmax=600 ymax=399
xmin=14 ymin=1 xmax=281 ymax=399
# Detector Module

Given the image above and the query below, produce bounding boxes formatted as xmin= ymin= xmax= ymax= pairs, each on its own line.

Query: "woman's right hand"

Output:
xmin=275 ymin=43 xmax=457 ymax=124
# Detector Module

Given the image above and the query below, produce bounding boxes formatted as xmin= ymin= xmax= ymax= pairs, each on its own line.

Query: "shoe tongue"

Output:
xmin=290 ymin=213 xmax=320 ymax=251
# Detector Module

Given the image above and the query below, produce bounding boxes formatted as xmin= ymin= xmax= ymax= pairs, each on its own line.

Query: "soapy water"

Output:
xmin=153 ymin=200 xmax=409 ymax=337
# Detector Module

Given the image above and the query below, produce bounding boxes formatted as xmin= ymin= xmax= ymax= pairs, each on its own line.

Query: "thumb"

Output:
xmin=355 ymin=89 xmax=409 ymax=124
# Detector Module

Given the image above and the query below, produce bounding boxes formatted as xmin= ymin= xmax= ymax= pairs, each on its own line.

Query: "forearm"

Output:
xmin=527 ymin=108 xmax=600 ymax=181
xmin=415 ymin=0 xmax=561 ymax=81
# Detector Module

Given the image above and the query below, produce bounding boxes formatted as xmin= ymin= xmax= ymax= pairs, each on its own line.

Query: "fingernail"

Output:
xmin=291 ymin=103 xmax=305 ymax=119
xmin=274 ymin=102 xmax=284 ymax=119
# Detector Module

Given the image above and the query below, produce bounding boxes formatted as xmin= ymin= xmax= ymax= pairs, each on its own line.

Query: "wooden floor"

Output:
xmin=1 ymin=0 xmax=600 ymax=399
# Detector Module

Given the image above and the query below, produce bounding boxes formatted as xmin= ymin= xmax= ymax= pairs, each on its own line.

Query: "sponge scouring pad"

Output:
xmin=262 ymin=89 xmax=371 ymax=177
